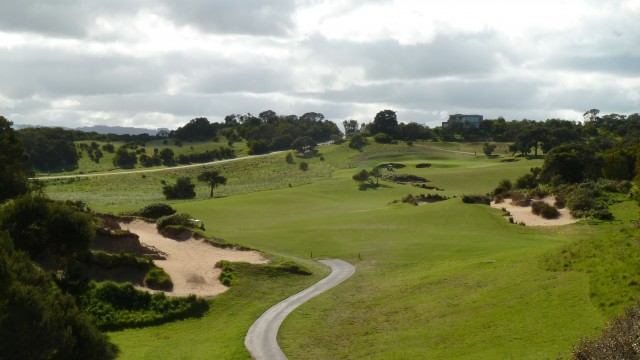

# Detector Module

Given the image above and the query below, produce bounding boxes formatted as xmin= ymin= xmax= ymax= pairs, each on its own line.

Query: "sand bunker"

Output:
xmin=118 ymin=219 xmax=268 ymax=297
xmin=490 ymin=197 xmax=577 ymax=227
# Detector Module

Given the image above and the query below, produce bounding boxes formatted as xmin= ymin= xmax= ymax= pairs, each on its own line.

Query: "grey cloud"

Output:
xmin=156 ymin=0 xmax=298 ymax=36
xmin=304 ymin=31 xmax=515 ymax=80
xmin=0 ymin=48 xmax=166 ymax=98
xmin=0 ymin=0 xmax=147 ymax=37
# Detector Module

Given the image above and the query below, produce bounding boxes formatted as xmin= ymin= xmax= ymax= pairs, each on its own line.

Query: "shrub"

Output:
xmin=215 ymin=260 xmax=235 ymax=286
xmin=126 ymin=203 xmax=176 ymax=220
xmin=415 ymin=163 xmax=432 ymax=168
xmin=80 ymin=281 xmax=208 ymax=331
xmin=144 ymin=267 xmax=173 ymax=290
xmin=299 ymin=162 xmax=309 ymax=171
xmin=570 ymin=300 xmax=640 ymax=359
xmin=156 ymin=213 xmax=194 ymax=230
xmin=89 ymin=251 xmax=152 ymax=270
xmin=493 ymin=179 xmax=513 ymax=196
xmin=531 ymin=201 xmax=560 ymax=219
xmin=162 ymin=177 xmax=196 ymax=200
xmin=373 ymin=133 xmax=393 ymax=144
xmin=510 ymin=190 xmax=531 ymax=207
xmin=267 ymin=260 xmax=312 ymax=275
xmin=402 ymin=193 xmax=449 ymax=206
xmin=383 ymin=173 xmax=428 ymax=183
xmin=461 ymin=195 xmax=491 ymax=205
xmin=285 ymin=153 xmax=294 ymax=164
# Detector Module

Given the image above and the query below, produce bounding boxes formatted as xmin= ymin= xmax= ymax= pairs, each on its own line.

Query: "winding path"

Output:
xmin=245 ymin=259 xmax=355 ymax=360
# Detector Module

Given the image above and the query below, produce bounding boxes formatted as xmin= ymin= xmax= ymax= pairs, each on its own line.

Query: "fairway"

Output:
xmin=42 ymin=142 xmax=635 ymax=359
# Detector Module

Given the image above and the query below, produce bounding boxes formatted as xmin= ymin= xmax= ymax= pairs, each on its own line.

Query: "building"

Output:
xmin=442 ymin=114 xmax=483 ymax=129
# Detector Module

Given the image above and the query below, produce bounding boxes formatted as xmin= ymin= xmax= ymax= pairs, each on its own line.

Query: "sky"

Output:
xmin=1 ymin=0 xmax=639 ymax=130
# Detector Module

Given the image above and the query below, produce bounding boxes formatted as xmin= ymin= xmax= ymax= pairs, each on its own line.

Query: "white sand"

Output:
xmin=490 ymin=197 xmax=577 ymax=227
xmin=119 ymin=219 xmax=268 ymax=297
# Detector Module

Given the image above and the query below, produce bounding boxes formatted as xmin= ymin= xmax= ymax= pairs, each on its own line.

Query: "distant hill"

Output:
xmin=76 ymin=125 xmax=162 ymax=136
xmin=15 ymin=124 xmax=166 ymax=136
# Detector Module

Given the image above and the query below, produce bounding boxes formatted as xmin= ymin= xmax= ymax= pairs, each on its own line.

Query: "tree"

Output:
xmin=540 ymin=144 xmax=601 ymax=184
xmin=352 ymin=167 xmax=382 ymax=185
xmin=0 ymin=116 xmax=29 ymax=202
xmin=343 ymin=120 xmax=359 ymax=136
xmin=483 ymin=142 xmax=497 ymax=157
xmin=291 ymin=136 xmax=317 ymax=153
xmin=197 ymin=171 xmax=227 ymax=198
xmin=113 ymin=147 xmax=137 ymax=168
xmin=171 ymin=117 xmax=217 ymax=141
xmin=370 ymin=110 xmax=399 ymax=136
xmin=159 ymin=148 xmax=175 ymax=166
xmin=0 ymin=194 xmax=94 ymax=269
xmin=349 ymin=133 xmax=367 ymax=150
xmin=0 ymin=233 xmax=116 ymax=360
xmin=162 ymin=177 xmax=196 ymax=200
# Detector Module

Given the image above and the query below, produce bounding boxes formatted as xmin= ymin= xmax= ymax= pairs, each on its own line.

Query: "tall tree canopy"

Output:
xmin=0 ymin=116 xmax=29 ymax=202
xmin=370 ymin=110 xmax=399 ymax=136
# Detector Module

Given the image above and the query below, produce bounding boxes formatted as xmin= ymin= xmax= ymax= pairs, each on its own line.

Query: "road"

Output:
xmin=245 ymin=259 xmax=356 ymax=360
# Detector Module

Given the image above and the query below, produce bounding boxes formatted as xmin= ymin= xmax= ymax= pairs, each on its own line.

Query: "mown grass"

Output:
xmin=41 ymin=139 xmax=639 ymax=359
xmin=107 ymin=261 xmax=327 ymax=359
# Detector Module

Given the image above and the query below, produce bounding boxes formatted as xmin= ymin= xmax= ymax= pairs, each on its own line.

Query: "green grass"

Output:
xmin=108 ymin=262 xmax=326 ymax=359
xmin=39 ymin=140 xmax=640 ymax=359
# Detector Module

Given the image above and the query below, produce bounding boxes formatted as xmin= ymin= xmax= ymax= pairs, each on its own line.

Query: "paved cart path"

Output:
xmin=245 ymin=259 xmax=355 ymax=360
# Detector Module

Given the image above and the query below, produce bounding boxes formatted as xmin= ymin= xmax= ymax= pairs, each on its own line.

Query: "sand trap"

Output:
xmin=118 ymin=219 xmax=268 ymax=297
xmin=490 ymin=197 xmax=577 ymax=227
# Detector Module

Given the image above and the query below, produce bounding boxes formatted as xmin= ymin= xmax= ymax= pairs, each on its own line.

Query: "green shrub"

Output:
xmin=493 ymin=179 xmax=513 ymax=196
xmin=156 ymin=213 xmax=194 ymax=230
xmin=383 ymin=173 xmax=427 ymax=183
xmin=269 ymin=260 xmax=313 ymax=275
xmin=215 ymin=260 xmax=235 ymax=286
xmin=127 ymin=203 xmax=176 ymax=220
xmin=81 ymin=281 xmax=208 ymax=331
xmin=144 ymin=267 xmax=173 ymax=290
xmin=89 ymin=251 xmax=152 ymax=269
xmin=531 ymin=201 xmax=560 ymax=219
xmin=461 ymin=195 xmax=491 ymax=205
xmin=373 ymin=132 xmax=393 ymax=144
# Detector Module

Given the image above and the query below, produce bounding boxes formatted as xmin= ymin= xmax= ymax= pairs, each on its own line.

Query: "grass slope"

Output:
xmin=41 ymin=140 xmax=639 ymax=359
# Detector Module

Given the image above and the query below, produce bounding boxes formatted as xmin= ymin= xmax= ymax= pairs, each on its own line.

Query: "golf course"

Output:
xmin=36 ymin=140 xmax=640 ymax=359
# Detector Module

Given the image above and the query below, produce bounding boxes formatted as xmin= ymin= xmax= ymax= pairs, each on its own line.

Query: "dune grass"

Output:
xmin=41 ymin=140 xmax=640 ymax=359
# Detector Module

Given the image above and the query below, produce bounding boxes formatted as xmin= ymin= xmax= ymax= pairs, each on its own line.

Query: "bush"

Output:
xmin=461 ymin=195 xmax=491 ymax=205
xmin=570 ymin=300 xmax=640 ymax=359
xmin=299 ymin=162 xmax=309 ymax=171
xmin=162 ymin=177 xmax=196 ymax=200
xmin=125 ymin=203 xmax=176 ymax=220
xmin=383 ymin=173 xmax=428 ymax=183
xmin=215 ymin=260 xmax=235 ymax=286
xmin=373 ymin=133 xmax=393 ymax=143
xmin=266 ymin=260 xmax=312 ymax=275
xmin=89 ymin=251 xmax=152 ymax=270
xmin=531 ymin=201 xmax=560 ymax=219
xmin=493 ymin=179 xmax=513 ymax=196
xmin=144 ymin=267 xmax=173 ymax=290
xmin=402 ymin=193 xmax=449 ymax=206
xmin=156 ymin=213 xmax=194 ymax=230
xmin=80 ymin=281 xmax=208 ymax=331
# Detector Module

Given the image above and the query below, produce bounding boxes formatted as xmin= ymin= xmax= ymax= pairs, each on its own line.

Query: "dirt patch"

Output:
xmin=490 ymin=196 xmax=577 ymax=226
xmin=118 ymin=219 xmax=269 ymax=297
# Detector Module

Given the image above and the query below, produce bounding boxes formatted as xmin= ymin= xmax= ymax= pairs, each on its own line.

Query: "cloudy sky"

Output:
xmin=1 ymin=0 xmax=639 ymax=130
